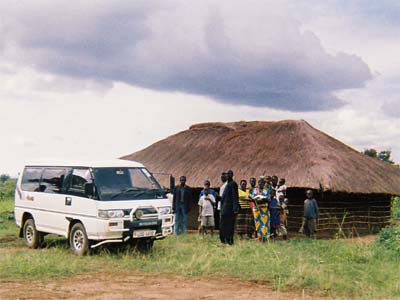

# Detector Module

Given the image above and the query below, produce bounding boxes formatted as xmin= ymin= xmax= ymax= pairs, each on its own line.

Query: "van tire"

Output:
xmin=69 ymin=223 xmax=89 ymax=255
xmin=23 ymin=218 xmax=42 ymax=249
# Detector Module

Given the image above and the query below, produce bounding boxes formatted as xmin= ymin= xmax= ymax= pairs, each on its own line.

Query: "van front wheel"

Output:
xmin=69 ymin=223 xmax=89 ymax=255
xmin=23 ymin=218 xmax=42 ymax=249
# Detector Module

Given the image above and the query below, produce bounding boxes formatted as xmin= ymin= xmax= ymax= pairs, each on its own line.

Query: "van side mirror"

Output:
xmin=84 ymin=183 xmax=94 ymax=197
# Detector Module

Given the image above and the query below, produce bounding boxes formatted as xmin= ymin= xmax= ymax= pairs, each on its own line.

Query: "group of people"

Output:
xmin=172 ymin=170 xmax=319 ymax=245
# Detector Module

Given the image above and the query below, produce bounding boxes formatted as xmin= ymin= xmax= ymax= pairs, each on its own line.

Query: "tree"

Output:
xmin=363 ymin=148 xmax=395 ymax=164
xmin=378 ymin=150 xmax=395 ymax=164
xmin=0 ymin=174 xmax=11 ymax=183
xmin=363 ymin=148 xmax=378 ymax=158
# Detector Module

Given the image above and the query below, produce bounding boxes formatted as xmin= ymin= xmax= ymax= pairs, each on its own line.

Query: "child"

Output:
xmin=278 ymin=194 xmax=289 ymax=240
xmin=269 ymin=189 xmax=280 ymax=240
xmin=198 ymin=187 xmax=216 ymax=237
xmin=276 ymin=178 xmax=287 ymax=201
xmin=198 ymin=180 xmax=217 ymax=233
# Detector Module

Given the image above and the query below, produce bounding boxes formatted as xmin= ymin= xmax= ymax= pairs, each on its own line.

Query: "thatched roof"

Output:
xmin=122 ymin=120 xmax=400 ymax=195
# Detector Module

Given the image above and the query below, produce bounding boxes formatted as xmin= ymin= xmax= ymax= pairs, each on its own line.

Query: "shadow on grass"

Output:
xmin=42 ymin=235 xmax=70 ymax=250
xmin=42 ymin=235 xmax=155 ymax=257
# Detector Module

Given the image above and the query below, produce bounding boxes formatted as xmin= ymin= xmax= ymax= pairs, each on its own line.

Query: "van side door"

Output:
xmin=34 ymin=167 xmax=71 ymax=235
xmin=63 ymin=168 xmax=98 ymax=239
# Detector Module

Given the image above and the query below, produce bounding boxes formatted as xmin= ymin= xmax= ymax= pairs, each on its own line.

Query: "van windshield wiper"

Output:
xmin=110 ymin=187 xmax=141 ymax=199
xmin=130 ymin=188 xmax=164 ymax=199
xmin=110 ymin=188 xmax=164 ymax=200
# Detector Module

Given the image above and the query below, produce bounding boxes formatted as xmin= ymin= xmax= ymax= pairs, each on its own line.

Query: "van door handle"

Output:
xmin=65 ymin=197 xmax=72 ymax=206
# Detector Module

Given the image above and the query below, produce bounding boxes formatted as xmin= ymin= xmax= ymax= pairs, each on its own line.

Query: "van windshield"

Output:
xmin=93 ymin=167 xmax=166 ymax=201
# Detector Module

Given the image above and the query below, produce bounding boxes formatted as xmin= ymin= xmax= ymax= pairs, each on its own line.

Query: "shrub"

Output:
xmin=0 ymin=178 xmax=16 ymax=200
xmin=378 ymin=225 xmax=400 ymax=252
xmin=392 ymin=196 xmax=400 ymax=220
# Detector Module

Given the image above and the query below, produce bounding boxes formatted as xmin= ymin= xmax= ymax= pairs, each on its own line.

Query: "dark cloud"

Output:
xmin=0 ymin=1 xmax=372 ymax=111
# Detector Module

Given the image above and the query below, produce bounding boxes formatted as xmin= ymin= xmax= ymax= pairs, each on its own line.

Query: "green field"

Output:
xmin=1 ymin=198 xmax=399 ymax=300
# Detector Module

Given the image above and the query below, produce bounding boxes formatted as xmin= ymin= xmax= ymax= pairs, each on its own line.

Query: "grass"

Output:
xmin=1 ymin=198 xmax=400 ymax=299
xmin=0 ymin=197 xmax=13 ymax=212
xmin=0 ymin=198 xmax=17 ymax=244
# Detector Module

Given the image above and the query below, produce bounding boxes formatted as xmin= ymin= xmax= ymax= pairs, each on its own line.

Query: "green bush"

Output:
xmin=0 ymin=178 xmax=16 ymax=200
xmin=392 ymin=196 xmax=400 ymax=219
xmin=378 ymin=225 xmax=400 ymax=252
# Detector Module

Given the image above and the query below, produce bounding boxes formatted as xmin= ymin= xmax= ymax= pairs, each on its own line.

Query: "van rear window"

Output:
xmin=41 ymin=168 xmax=67 ymax=194
xmin=21 ymin=168 xmax=43 ymax=192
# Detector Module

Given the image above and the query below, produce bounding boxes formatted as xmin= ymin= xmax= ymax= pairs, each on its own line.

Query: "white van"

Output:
xmin=14 ymin=159 xmax=174 ymax=255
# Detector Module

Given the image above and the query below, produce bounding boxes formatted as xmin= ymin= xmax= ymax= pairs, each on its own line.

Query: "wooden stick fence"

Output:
xmin=286 ymin=205 xmax=391 ymax=233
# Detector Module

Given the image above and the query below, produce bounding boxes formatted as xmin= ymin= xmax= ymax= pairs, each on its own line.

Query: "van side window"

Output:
xmin=41 ymin=168 xmax=67 ymax=194
xmin=67 ymin=168 xmax=93 ymax=197
xmin=21 ymin=168 xmax=43 ymax=192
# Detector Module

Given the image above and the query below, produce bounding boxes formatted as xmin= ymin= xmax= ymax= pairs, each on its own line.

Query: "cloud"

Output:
xmin=14 ymin=136 xmax=37 ymax=148
xmin=382 ymin=99 xmax=400 ymax=118
xmin=0 ymin=0 xmax=372 ymax=111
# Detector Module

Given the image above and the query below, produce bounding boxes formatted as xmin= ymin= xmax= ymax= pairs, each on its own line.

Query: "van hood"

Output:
xmin=95 ymin=198 xmax=171 ymax=210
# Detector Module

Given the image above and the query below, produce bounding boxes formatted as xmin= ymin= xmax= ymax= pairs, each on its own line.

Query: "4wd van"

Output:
xmin=14 ymin=159 xmax=174 ymax=255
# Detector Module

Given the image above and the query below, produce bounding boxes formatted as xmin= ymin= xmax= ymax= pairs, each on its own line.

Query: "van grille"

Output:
xmin=130 ymin=206 xmax=159 ymax=220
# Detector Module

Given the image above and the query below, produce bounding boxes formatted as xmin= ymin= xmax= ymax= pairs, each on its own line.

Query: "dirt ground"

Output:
xmin=0 ymin=273 xmax=320 ymax=300
xmin=0 ymin=235 xmax=378 ymax=299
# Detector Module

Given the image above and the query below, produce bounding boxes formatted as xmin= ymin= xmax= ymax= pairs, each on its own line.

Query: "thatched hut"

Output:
xmin=122 ymin=120 xmax=400 ymax=235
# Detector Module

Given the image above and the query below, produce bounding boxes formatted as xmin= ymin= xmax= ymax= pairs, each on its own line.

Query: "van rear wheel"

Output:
xmin=23 ymin=218 xmax=43 ymax=249
xmin=69 ymin=223 xmax=89 ymax=255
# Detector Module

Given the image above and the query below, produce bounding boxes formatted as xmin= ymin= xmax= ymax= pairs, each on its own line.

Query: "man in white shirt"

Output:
xmin=218 ymin=172 xmax=228 ymax=211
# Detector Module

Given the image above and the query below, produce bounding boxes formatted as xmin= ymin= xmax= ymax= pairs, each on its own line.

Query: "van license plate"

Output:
xmin=133 ymin=230 xmax=156 ymax=238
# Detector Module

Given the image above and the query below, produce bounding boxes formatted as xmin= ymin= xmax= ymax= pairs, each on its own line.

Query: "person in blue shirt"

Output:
xmin=269 ymin=189 xmax=280 ymax=240
xmin=199 ymin=180 xmax=217 ymax=200
xmin=172 ymin=176 xmax=192 ymax=235
xmin=301 ymin=190 xmax=319 ymax=238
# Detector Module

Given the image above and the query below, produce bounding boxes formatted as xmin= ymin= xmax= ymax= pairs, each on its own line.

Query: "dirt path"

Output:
xmin=0 ymin=273 xmax=319 ymax=300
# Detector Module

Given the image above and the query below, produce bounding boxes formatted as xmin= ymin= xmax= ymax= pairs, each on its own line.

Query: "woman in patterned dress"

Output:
xmin=250 ymin=178 xmax=271 ymax=242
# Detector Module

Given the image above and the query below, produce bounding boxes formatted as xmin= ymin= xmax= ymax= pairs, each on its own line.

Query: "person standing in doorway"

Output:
xmin=301 ymin=190 xmax=319 ymax=238
xmin=219 ymin=170 xmax=239 ymax=245
xmin=172 ymin=176 xmax=192 ymax=235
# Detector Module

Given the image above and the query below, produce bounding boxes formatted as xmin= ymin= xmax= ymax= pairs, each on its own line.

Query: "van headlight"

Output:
xmin=158 ymin=206 xmax=171 ymax=215
xmin=98 ymin=209 xmax=125 ymax=219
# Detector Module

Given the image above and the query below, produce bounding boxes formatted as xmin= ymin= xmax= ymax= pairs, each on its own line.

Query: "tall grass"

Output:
xmin=1 ymin=197 xmax=399 ymax=299
xmin=0 ymin=198 xmax=16 ymax=243
xmin=1 ymin=231 xmax=399 ymax=299
xmin=0 ymin=197 xmax=13 ymax=212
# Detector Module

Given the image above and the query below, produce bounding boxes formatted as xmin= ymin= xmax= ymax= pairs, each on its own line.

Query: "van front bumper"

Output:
xmin=92 ymin=216 xmax=173 ymax=242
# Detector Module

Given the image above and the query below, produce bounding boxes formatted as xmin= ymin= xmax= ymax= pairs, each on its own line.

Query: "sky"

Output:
xmin=0 ymin=0 xmax=399 ymax=176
